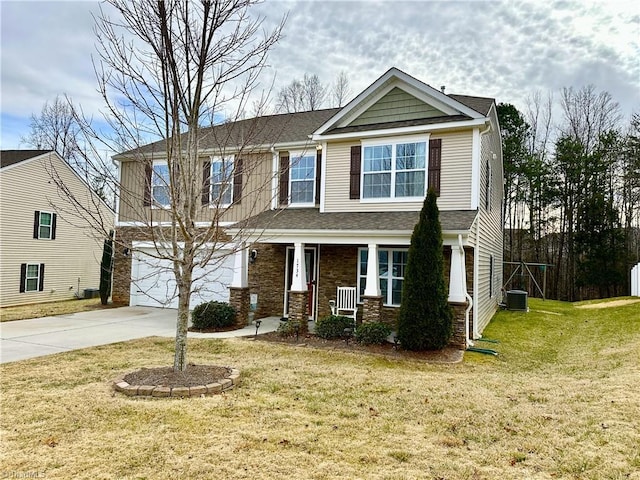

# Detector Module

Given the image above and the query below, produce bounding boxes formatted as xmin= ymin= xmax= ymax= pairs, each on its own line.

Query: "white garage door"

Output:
xmin=130 ymin=247 xmax=234 ymax=309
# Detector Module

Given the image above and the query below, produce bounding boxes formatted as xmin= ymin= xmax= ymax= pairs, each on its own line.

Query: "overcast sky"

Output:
xmin=1 ymin=0 xmax=638 ymax=150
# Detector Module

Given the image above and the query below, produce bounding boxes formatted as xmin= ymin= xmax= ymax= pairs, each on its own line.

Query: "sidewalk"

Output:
xmin=0 ymin=307 xmax=280 ymax=363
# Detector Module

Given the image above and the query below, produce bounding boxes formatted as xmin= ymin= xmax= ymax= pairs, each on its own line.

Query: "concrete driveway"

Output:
xmin=0 ymin=307 xmax=279 ymax=364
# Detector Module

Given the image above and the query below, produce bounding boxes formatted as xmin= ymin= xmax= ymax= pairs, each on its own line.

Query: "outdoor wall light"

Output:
xmin=123 ymin=247 xmax=130 ymax=257
xmin=249 ymin=249 xmax=258 ymax=264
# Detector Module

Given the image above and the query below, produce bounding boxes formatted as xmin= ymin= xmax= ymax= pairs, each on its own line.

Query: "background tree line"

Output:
xmin=499 ymin=88 xmax=640 ymax=301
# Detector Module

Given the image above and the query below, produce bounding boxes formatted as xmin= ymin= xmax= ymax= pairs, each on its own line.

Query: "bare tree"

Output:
xmin=21 ymin=95 xmax=81 ymax=163
xmin=47 ymin=0 xmax=285 ymax=372
xmin=332 ymin=70 xmax=351 ymax=108
xmin=276 ymin=73 xmax=327 ymax=112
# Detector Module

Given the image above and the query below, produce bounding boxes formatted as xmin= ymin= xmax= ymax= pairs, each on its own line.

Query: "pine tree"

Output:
xmin=396 ymin=190 xmax=453 ymax=350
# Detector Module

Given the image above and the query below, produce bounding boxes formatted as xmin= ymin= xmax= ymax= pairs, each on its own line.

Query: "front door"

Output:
xmin=284 ymin=246 xmax=317 ymax=319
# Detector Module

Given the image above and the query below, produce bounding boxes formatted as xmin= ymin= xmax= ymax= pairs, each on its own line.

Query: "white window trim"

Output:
xmin=151 ymin=160 xmax=171 ymax=209
xmin=288 ymin=150 xmax=316 ymax=207
xmin=209 ymin=155 xmax=235 ymax=208
xmin=360 ymin=134 xmax=430 ymax=203
xmin=357 ymin=247 xmax=408 ymax=307
xmin=37 ymin=211 xmax=53 ymax=240
xmin=24 ymin=263 xmax=41 ymax=292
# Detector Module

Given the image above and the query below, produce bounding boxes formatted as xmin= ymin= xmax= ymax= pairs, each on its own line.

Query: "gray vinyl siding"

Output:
xmin=0 ymin=152 xmax=113 ymax=307
xmin=117 ymin=152 xmax=273 ymax=224
xmin=323 ymin=131 xmax=473 ymax=213
xmin=350 ymin=87 xmax=446 ymax=126
xmin=473 ymin=107 xmax=504 ymax=335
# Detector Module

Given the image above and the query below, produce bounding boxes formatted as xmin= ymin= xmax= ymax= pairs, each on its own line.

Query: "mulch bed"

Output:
xmin=253 ymin=331 xmax=464 ymax=364
xmin=123 ymin=364 xmax=231 ymax=388
xmin=188 ymin=324 xmax=243 ymax=333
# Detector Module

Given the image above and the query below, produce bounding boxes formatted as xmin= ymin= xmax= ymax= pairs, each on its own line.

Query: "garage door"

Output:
xmin=130 ymin=247 xmax=234 ymax=309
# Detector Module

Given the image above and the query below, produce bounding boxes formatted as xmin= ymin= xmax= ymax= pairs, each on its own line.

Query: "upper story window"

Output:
xmin=152 ymin=161 xmax=170 ymax=207
xmin=362 ymin=138 xmax=428 ymax=200
xmin=33 ymin=211 xmax=56 ymax=240
xmin=210 ymin=156 xmax=234 ymax=205
xmin=290 ymin=152 xmax=316 ymax=205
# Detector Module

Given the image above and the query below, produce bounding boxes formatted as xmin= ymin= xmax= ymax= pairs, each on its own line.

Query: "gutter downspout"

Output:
xmin=458 ymin=234 xmax=474 ymax=347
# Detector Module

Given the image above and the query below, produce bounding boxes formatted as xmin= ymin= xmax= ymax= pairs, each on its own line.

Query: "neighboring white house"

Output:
xmin=632 ymin=264 xmax=640 ymax=297
xmin=0 ymin=150 xmax=114 ymax=307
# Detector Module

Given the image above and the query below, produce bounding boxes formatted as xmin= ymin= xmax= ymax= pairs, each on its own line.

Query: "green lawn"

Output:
xmin=1 ymin=298 xmax=639 ymax=479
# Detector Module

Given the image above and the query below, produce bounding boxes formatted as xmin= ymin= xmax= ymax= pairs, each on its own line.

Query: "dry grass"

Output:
xmin=0 ymin=298 xmax=108 ymax=322
xmin=1 ymin=298 xmax=639 ymax=479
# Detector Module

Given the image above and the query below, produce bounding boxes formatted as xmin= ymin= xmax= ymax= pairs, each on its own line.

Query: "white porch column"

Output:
xmin=364 ymin=243 xmax=380 ymax=297
xmin=231 ymin=244 xmax=248 ymax=289
xmin=449 ymin=241 xmax=467 ymax=303
xmin=290 ymin=242 xmax=308 ymax=292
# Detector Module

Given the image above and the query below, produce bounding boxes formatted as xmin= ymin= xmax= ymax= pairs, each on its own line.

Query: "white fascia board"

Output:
xmin=313 ymin=118 xmax=487 ymax=142
xmin=319 ymin=141 xmax=328 ymax=213
xmin=230 ymin=228 xmax=471 ymax=246
xmin=117 ymin=221 xmax=236 ymax=228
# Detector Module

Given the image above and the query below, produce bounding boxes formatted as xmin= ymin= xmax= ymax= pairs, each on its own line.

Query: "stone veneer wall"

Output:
xmin=316 ymin=245 xmax=359 ymax=320
xmin=247 ymin=243 xmax=287 ymax=318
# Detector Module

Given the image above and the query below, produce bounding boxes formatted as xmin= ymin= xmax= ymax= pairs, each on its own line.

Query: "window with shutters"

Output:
xmin=288 ymin=151 xmax=316 ymax=205
xmin=210 ymin=156 xmax=234 ymax=206
xmin=34 ymin=211 xmax=56 ymax=240
xmin=151 ymin=160 xmax=170 ymax=207
xmin=361 ymin=135 xmax=430 ymax=200
xmin=21 ymin=263 xmax=43 ymax=293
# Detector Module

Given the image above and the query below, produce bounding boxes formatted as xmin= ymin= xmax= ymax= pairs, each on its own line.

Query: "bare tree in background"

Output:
xmin=332 ymin=70 xmax=351 ymax=107
xmin=46 ymin=0 xmax=285 ymax=372
xmin=22 ymin=95 xmax=81 ymax=163
xmin=276 ymin=73 xmax=327 ymax=112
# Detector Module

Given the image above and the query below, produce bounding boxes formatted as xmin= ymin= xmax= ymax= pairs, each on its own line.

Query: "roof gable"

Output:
xmin=0 ymin=150 xmax=53 ymax=169
xmin=314 ymin=68 xmax=490 ymax=137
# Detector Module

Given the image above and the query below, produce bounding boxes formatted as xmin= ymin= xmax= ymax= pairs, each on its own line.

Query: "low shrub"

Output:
xmin=315 ymin=315 xmax=354 ymax=339
xmin=355 ymin=322 xmax=392 ymax=345
xmin=277 ymin=319 xmax=301 ymax=338
xmin=191 ymin=301 xmax=236 ymax=330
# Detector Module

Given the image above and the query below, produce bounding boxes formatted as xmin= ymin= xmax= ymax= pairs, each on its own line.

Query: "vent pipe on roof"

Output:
xmin=440 ymin=85 xmax=446 ymax=93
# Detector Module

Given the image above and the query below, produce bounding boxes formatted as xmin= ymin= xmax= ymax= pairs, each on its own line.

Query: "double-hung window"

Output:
xmin=362 ymin=137 xmax=428 ymax=200
xmin=33 ymin=211 xmax=56 ymax=240
xmin=211 ymin=156 xmax=234 ymax=205
xmin=289 ymin=152 xmax=316 ymax=205
xmin=151 ymin=161 xmax=170 ymax=207
xmin=357 ymin=248 xmax=408 ymax=306
xmin=20 ymin=263 xmax=44 ymax=293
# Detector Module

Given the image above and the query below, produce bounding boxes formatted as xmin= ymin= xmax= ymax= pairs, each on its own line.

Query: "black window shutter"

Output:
xmin=38 ymin=264 xmax=45 ymax=292
xmin=20 ymin=264 xmax=26 ymax=293
xmin=51 ymin=213 xmax=57 ymax=240
xmin=428 ymin=139 xmax=442 ymax=196
xmin=233 ymin=158 xmax=244 ymax=204
xmin=315 ymin=149 xmax=322 ymax=205
xmin=279 ymin=155 xmax=289 ymax=206
xmin=202 ymin=160 xmax=211 ymax=205
xmin=33 ymin=211 xmax=40 ymax=239
xmin=349 ymin=146 xmax=361 ymax=199
xmin=143 ymin=163 xmax=152 ymax=206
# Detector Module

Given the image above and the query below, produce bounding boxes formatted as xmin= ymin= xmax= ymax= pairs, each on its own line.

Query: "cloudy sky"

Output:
xmin=1 ymin=0 xmax=638 ymax=150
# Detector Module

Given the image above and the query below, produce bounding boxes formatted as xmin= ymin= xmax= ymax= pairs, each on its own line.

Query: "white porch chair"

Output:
xmin=330 ymin=286 xmax=358 ymax=324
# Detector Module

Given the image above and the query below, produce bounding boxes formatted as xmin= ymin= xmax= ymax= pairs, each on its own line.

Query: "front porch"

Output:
xmin=227 ymin=241 xmax=474 ymax=349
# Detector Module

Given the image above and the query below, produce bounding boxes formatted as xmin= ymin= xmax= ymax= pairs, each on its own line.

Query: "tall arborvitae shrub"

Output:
xmin=396 ymin=189 xmax=453 ymax=350
xmin=99 ymin=230 xmax=114 ymax=305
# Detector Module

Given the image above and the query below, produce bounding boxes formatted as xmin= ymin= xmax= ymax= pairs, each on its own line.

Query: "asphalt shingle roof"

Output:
xmin=448 ymin=94 xmax=494 ymax=116
xmin=119 ymin=108 xmax=341 ymax=157
xmin=236 ymin=208 xmax=478 ymax=233
xmin=0 ymin=150 xmax=52 ymax=169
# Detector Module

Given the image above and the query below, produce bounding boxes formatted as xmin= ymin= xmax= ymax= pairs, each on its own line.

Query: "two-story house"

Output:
xmin=112 ymin=68 xmax=503 ymax=348
xmin=0 ymin=150 xmax=114 ymax=307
